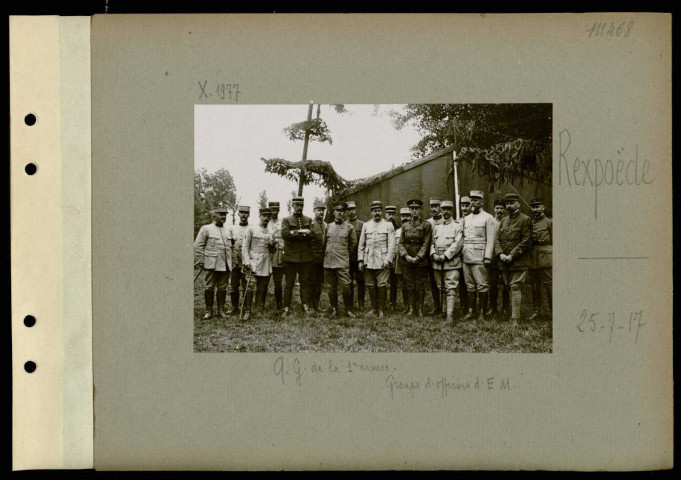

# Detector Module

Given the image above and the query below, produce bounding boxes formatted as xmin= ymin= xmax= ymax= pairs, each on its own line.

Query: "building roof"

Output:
xmin=343 ymin=145 xmax=456 ymax=196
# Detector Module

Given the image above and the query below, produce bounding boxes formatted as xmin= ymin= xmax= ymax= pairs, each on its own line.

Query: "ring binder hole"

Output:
xmin=23 ymin=315 xmax=36 ymax=327
xmin=25 ymin=163 xmax=37 ymax=175
xmin=24 ymin=113 xmax=37 ymax=126
xmin=24 ymin=361 xmax=37 ymax=373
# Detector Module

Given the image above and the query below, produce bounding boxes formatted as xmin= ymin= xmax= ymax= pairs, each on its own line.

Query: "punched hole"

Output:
xmin=24 ymin=113 xmax=37 ymax=126
xmin=25 ymin=163 xmax=37 ymax=175
xmin=23 ymin=315 xmax=36 ymax=327
xmin=24 ymin=361 xmax=37 ymax=373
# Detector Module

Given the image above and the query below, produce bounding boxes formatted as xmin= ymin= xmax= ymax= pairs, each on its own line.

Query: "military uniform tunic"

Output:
xmin=358 ymin=219 xmax=395 ymax=288
xmin=267 ymin=217 xmax=285 ymax=268
xmin=281 ymin=213 xmax=315 ymax=308
xmin=399 ymin=218 xmax=432 ymax=289
xmin=348 ymin=217 xmax=366 ymax=307
xmin=323 ymin=221 xmax=356 ymax=312
xmin=530 ymin=214 xmax=553 ymax=315
xmin=430 ymin=218 xmax=463 ymax=294
xmin=461 ymin=209 xmax=497 ymax=293
xmin=229 ymin=222 xmax=250 ymax=296
xmin=194 ymin=222 xmax=232 ymax=291
xmin=242 ymin=225 xmax=274 ymax=277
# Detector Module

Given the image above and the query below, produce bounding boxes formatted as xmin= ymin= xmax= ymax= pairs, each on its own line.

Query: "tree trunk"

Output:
xmin=297 ymin=102 xmax=314 ymax=196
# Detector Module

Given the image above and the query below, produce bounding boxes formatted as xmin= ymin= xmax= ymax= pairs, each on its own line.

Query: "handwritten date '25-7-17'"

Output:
xmin=198 ymin=80 xmax=241 ymax=101
xmin=577 ymin=310 xmax=645 ymax=343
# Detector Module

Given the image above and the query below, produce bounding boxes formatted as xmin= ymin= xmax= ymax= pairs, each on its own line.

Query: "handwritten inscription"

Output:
xmin=273 ymin=356 xmax=392 ymax=386
xmin=577 ymin=309 xmax=646 ymax=343
xmin=197 ymin=80 xmax=241 ymax=101
xmin=558 ymin=130 xmax=654 ymax=219
xmin=587 ymin=21 xmax=634 ymax=38
xmin=386 ymin=375 xmax=513 ymax=399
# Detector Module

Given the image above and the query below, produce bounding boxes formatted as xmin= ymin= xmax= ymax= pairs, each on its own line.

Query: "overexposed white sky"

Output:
xmin=195 ymin=104 xmax=422 ymax=216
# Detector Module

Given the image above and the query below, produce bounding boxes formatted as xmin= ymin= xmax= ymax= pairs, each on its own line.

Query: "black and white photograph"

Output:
xmin=194 ymin=104 xmax=552 ymax=353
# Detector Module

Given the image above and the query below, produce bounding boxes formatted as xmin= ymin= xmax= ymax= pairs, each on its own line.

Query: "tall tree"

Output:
xmin=194 ymin=167 xmax=237 ymax=235
xmin=261 ymin=103 xmax=349 ymax=197
xmin=257 ymin=190 xmax=269 ymax=209
xmin=390 ymin=104 xmax=552 ymax=189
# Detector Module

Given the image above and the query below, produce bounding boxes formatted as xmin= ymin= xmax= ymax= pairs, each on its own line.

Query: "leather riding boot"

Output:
xmin=414 ymin=289 xmax=423 ymax=318
xmin=402 ymin=289 xmax=410 ymax=313
xmin=446 ymin=293 xmax=456 ymax=323
xmin=464 ymin=292 xmax=477 ymax=320
xmin=274 ymin=287 xmax=282 ymax=311
xmin=477 ymin=292 xmax=488 ymax=321
xmin=229 ymin=291 xmax=240 ymax=315
xmin=216 ymin=290 xmax=228 ymax=319
xmin=367 ymin=288 xmax=377 ymax=316
xmin=242 ymin=291 xmax=253 ymax=321
xmin=281 ymin=307 xmax=290 ymax=318
xmin=203 ymin=290 xmax=214 ymax=320
xmin=511 ymin=288 xmax=522 ymax=323
xmin=545 ymin=285 xmax=553 ymax=321
xmin=378 ymin=286 xmax=386 ymax=318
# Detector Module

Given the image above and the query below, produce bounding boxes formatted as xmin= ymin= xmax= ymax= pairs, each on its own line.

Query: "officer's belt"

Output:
xmin=464 ymin=239 xmax=487 ymax=244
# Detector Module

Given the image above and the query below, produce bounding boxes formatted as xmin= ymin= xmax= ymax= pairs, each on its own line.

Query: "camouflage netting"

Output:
xmin=260 ymin=158 xmax=349 ymax=193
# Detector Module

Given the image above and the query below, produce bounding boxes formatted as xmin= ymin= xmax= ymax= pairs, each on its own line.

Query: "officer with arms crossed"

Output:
xmin=281 ymin=196 xmax=315 ymax=317
xmin=323 ymin=202 xmax=357 ymax=318
xmin=358 ymin=200 xmax=396 ymax=318
xmin=194 ymin=207 xmax=233 ymax=321
xmin=430 ymin=200 xmax=464 ymax=323
xmin=495 ymin=193 xmax=533 ymax=326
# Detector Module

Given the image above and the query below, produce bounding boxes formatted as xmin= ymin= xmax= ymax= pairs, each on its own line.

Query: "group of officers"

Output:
xmin=194 ymin=191 xmax=552 ymax=326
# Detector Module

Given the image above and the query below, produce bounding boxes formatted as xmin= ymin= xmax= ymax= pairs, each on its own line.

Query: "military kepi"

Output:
xmin=469 ymin=190 xmax=484 ymax=199
xmin=493 ymin=198 xmax=505 ymax=207
xmin=504 ymin=193 xmax=520 ymax=202
xmin=238 ymin=205 xmax=250 ymax=213
xmin=460 ymin=196 xmax=471 ymax=204
xmin=346 ymin=201 xmax=356 ymax=209
xmin=333 ymin=201 xmax=347 ymax=211
xmin=429 ymin=197 xmax=442 ymax=205
xmin=259 ymin=207 xmax=271 ymax=215
xmin=212 ymin=206 xmax=228 ymax=214
xmin=530 ymin=198 xmax=544 ymax=206
xmin=400 ymin=207 xmax=411 ymax=215
xmin=268 ymin=201 xmax=280 ymax=209
xmin=370 ymin=200 xmax=383 ymax=210
xmin=406 ymin=198 xmax=423 ymax=207
xmin=440 ymin=200 xmax=454 ymax=209
xmin=292 ymin=196 xmax=304 ymax=204
xmin=385 ymin=205 xmax=397 ymax=213
xmin=313 ymin=199 xmax=326 ymax=209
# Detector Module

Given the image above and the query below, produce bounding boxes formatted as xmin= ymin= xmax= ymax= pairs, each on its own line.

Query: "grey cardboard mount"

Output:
xmin=11 ymin=13 xmax=673 ymax=471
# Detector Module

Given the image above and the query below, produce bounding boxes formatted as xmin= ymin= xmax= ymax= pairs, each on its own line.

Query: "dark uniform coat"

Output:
xmin=494 ymin=210 xmax=533 ymax=271
xmin=532 ymin=215 xmax=553 ymax=268
xmin=310 ymin=218 xmax=327 ymax=264
xmin=398 ymin=219 xmax=432 ymax=267
xmin=281 ymin=214 xmax=315 ymax=263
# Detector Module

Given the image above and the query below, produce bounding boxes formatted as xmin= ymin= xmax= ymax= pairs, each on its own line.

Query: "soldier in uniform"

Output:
xmin=309 ymin=200 xmax=327 ymax=312
xmin=241 ymin=207 xmax=275 ymax=321
xmin=267 ymin=201 xmax=285 ymax=311
xmin=323 ymin=202 xmax=357 ymax=318
xmin=346 ymin=201 xmax=366 ymax=312
xmin=495 ymin=193 xmax=534 ymax=325
xmin=461 ymin=190 xmax=497 ymax=321
xmin=384 ymin=205 xmax=399 ymax=311
xmin=430 ymin=200 xmax=464 ymax=323
xmin=358 ymin=200 xmax=396 ymax=318
xmin=194 ymin=207 xmax=233 ymax=320
xmin=529 ymin=198 xmax=552 ymax=321
xmin=395 ymin=207 xmax=411 ymax=312
xmin=487 ymin=199 xmax=509 ymax=318
xmin=426 ymin=197 xmax=444 ymax=315
xmin=228 ymin=205 xmax=250 ymax=315
xmin=281 ymin=196 xmax=315 ymax=317
xmin=457 ymin=196 xmax=472 ymax=314
xmin=399 ymin=199 xmax=432 ymax=317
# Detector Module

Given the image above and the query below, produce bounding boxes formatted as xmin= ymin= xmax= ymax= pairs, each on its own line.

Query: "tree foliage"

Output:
xmin=261 ymin=158 xmax=349 ymax=194
xmin=257 ymin=190 xmax=269 ymax=209
xmin=389 ymin=103 xmax=552 ymax=190
xmin=282 ymin=119 xmax=333 ymax=145
xmin=194 ymin=167 xmax=237 ymax=235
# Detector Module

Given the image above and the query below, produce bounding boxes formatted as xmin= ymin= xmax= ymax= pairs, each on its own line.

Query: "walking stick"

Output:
xmin=239 ymin=267 xmax=253 ymax=320
xmin=194 ymin=266 xmax=205 ymax=283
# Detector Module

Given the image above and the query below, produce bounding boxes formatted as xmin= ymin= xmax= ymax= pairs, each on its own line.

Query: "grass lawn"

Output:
xmin=194 ymin=275 xmax=552 ymax=353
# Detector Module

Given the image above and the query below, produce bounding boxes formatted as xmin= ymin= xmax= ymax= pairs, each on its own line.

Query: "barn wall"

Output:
xmin=341 ymin=151 xmax=552 ymax=221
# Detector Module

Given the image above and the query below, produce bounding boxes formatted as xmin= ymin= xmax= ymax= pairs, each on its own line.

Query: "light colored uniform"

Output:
xmin=229 ymin=223 xmax=250 ymax=269
xmin=394 ymin=227 xmax=403 ymax=275
xmin=430 ymin=218 xmax=463 ymax=293
xmin=461 ymin=209 xmax=497 ymax=293
xmin=358 ymin=219 xmax=396 ymax=287
xmin=242 ymin=224 xmax=274 ymax=276
xmin=194 ymin=222 xmax=232 ymax=290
